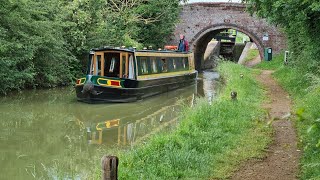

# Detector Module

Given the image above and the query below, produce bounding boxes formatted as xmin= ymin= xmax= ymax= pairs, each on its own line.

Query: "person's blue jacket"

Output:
xmin=178 ymin=39 xmax=189 ymax=52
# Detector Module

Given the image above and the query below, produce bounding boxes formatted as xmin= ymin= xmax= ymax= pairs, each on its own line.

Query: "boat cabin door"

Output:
xmin=92 ymin=52 xmax=104 ymax=76
xmin=91 ymin=51 xmax=134 ymax=79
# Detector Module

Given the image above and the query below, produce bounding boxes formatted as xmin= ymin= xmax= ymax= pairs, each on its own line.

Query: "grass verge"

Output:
xmin=112 ymin=62 xmax=271 ymax=179
xmin=254 ymin=53 xmax=320 ymax=179
xmin=254 ymin=52 xmax=284 ymax=70
xmin=244 ymin=49 xmax=259 ymax=62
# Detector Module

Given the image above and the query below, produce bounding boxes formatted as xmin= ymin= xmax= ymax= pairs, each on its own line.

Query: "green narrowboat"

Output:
xmin=75 ymin=47 xmax=197 ymax=103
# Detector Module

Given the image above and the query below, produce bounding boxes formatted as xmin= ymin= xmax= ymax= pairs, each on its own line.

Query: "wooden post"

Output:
xmin=231 ymin=91 xmax=237 ymax=100
xmin=117 ymin=126 xmax=121 ymax=145
xmin=101 ymin=155 xmax=119 ymax=180
xmin=123 ymin=126 xmax=127 ymax=145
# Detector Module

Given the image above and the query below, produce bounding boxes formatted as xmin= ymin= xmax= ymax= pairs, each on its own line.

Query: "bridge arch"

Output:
xmin=169 ymin=3 xmax=287 ymax=70
xmin=192 ymin=24 xmax=264 ymax=69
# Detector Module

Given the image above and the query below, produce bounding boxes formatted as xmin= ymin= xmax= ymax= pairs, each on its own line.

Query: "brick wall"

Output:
xmin=169 ymin=3 xmax=286 ymax=69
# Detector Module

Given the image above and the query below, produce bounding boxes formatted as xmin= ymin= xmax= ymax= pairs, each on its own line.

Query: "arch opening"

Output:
xmin=190 ymin=24 xmax=264 ymax=71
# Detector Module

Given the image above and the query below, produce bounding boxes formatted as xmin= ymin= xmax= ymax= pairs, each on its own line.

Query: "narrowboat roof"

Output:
xmin=90 ymin=47 xmax=191 ymax=54
xmin=91 ymin=47 xmax=135 ymax=53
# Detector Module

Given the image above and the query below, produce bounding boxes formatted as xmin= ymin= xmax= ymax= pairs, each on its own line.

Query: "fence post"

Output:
xmin=231 ymin=91 xmax=237 ymax=100
xmin=101 ymin=155 xmax=119 ymax=180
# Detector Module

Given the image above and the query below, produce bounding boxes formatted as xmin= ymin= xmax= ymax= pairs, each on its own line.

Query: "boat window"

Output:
xmin=167 ymin=58 xmax=175 ymax=72
xmin=104 ymin=53 xmax=120 ymax=77
xmin=160 ymin=58 xmax=167 ymax=73
xmin=183 ymin=57 xmax=189 ymax=70
xmin=128 ymin=55 xmax=135 ymax=79
xmin=137 ymin=56 xmax=150 ymax=75
xmin=151 ymin=57 xmax=158 ymax=73
xmin=174 ymin=57 xmax=183 ymax=71
xmin=88 ymin=54 xmax=94 ymax=75
xmin=172 ymin=58 xmax=176 ymax=70
xmin=122 ymin=54 xmax=126 ymax=78
xmin=135 ymin=54 xmax=190 ymax=76
xmin=110 ymin=58 xmax=116 ymax=72
xmin=96 ymin=55 xmax=102 ymax=76
xmin=141 ymin=58 xmax=149 ymax=74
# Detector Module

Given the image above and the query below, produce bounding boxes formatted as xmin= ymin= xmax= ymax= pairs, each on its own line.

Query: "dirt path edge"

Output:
xmin=231 ymin=70 xmax=300 ymax=180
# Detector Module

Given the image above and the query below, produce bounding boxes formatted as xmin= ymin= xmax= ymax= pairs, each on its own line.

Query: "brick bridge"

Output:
xmin=169 ymin=3 xmax=286 ymax=70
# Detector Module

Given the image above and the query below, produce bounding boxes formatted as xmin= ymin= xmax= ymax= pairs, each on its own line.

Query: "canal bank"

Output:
xmin=111 ymin=62 xmax=272 ymax=179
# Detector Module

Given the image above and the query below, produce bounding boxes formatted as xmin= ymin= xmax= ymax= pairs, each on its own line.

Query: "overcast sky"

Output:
xmin=187 ymin=0 xmax=242 ymax=2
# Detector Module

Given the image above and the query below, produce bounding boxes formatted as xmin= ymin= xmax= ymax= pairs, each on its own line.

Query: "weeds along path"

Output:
xmin=244 ymin=55 xmax=261 ymax=68
xmin=232 ymin=70 xmax=300 ymax=180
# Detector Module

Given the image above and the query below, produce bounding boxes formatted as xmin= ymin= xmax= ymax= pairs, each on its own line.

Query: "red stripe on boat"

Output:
xmin=110 ymin=81 xmax=120 ymax=86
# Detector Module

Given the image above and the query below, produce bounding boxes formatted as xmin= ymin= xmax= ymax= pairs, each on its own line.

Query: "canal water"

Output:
xmin=0 ymin=71 xmax=220 ymax=180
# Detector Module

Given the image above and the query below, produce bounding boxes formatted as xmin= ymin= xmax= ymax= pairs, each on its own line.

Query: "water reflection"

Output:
xmin=76 ymin=71 xmax=220 ymax=146
xmin=0 ymin=71 xmax=219 ymax=179
xmin=198 ymin=70 xmax=220 ymax=104
xmin=77 ymin=85 xmax=197 ymax=146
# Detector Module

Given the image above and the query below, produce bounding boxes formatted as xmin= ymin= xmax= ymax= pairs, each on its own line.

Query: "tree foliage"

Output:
xmin=246 ymin=0 xmax=320 ymax=75
xmin=0 ymin=0 xmax=181 ymax=94
xmin=0 ymin=0 xmax=76 ymax=94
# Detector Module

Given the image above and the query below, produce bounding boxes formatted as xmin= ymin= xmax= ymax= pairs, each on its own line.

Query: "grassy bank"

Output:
xmin=243 ymin=49 xmax=259 ymax=63
xmin=254 ymin=52 xmax=284 ymax=70
xmin=109 ymin=62 xmax=272 ymax=179
xmin=255 ymin=55 xmax=320 ymax=179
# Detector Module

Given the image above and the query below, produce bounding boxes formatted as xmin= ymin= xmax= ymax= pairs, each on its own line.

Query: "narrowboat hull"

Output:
xmin=76 ymin=72 xmax=197 ymax=103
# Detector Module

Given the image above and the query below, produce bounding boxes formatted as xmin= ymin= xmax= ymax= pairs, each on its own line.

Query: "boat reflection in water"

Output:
xmin=74 ymin=70 xmax=220 ymax=146
xmin=76 ymin=84 xmax=197 ymax=146
xmin=201 ymin=70 xmax=220 ymax=105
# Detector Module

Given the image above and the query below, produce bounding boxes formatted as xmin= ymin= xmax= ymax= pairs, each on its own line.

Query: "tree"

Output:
xmin=0 ymin=0 xmax=76 ymax=93
xmin=245 ymin=0 xmax=320 ymax=74
xmin=134 ymin=0 xmax=181 ymax=48
xmin=0 ymin=0 xmax=183 ymax=94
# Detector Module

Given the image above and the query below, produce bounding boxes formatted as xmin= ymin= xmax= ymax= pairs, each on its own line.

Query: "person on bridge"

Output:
xmin=178 ymin=34 xmax=189 ymax=52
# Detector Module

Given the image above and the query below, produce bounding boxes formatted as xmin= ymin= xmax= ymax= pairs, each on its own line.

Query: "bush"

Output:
xmin=0 ymin=0 xmax=182 ymax=95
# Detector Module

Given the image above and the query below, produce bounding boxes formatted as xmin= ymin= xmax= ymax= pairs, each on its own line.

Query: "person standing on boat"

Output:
xmin=178 ymin=34 xmax=189 ymax=52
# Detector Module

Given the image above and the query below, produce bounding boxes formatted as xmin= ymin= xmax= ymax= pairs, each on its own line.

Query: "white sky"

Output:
xmin=188 ymin=0 xmax=242 ymax=2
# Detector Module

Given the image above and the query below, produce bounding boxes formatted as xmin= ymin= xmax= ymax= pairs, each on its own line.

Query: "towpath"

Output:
xmin=231 ymin=69 xmax=300 ymax=180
